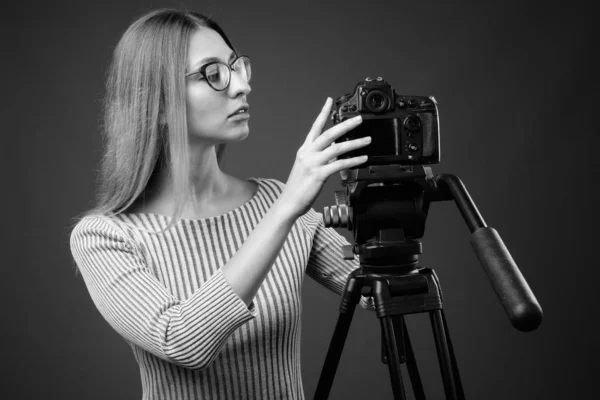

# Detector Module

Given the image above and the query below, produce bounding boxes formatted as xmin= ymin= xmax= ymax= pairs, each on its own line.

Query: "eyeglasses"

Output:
xmin=185 ymin=55 xmax=252 ymax=91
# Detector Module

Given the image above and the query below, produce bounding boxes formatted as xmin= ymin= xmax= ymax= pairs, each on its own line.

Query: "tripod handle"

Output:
xmin=434 ymin=173 xmax=543 ymax=332
xmin=470 ymin=227 xmax=543 ymax=332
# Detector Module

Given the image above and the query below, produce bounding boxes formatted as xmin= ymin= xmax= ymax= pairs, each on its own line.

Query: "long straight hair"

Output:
xmin=80 ymin=9 xmax=235 ymax=232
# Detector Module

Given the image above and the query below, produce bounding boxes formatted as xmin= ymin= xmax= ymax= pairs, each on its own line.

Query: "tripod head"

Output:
xmin=323 ymin=164 xmax=543 ymax=332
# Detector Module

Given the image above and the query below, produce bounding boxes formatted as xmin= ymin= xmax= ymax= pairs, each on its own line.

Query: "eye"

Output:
xmin=204 ymin=64 xmax=222 ymax=83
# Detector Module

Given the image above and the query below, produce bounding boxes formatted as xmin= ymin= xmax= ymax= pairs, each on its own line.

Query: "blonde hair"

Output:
xmin=79 ymin=9 xmax=235 ymax=232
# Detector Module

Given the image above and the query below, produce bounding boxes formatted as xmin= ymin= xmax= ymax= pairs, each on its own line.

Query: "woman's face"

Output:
xmin=185 ymin=28 xmax=251 ymax=144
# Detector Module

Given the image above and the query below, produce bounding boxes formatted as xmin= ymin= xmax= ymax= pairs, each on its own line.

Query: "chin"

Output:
xmin=231 ymin=123 xmax=250 ymax=141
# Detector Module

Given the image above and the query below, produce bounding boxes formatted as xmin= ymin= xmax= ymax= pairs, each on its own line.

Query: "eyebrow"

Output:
xmin=191 ymin=51 xmax=237 ymax=71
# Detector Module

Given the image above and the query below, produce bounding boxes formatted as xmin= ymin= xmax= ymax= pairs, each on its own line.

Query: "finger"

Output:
xmin=304 ymin=97 xmax=333 ymax=145
xmin=312 ymin=115 xmax=362 ymax=151
xmin=319 ymin=136 xmax=371 ymax=163
xmin=321 ymin=155 xmax=369 ymax=178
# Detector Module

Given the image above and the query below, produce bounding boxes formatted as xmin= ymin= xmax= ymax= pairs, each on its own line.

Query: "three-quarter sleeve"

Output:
xmin=70 ymin=215 xmax=257 ymax=370
xmin=301 ymin=208 xmax=374 ymax=310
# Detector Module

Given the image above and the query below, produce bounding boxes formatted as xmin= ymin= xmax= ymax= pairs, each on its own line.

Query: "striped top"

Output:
xmin=70 ymin=177 xmax=370 ymax=400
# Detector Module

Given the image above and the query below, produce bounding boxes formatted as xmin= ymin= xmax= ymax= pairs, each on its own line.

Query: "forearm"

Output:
xmin=222 ymin=197 xmax=297 ymax=306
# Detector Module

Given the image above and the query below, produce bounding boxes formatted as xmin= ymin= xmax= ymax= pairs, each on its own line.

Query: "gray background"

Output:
xmin=5 ymin=0 xmax=598 ymax=399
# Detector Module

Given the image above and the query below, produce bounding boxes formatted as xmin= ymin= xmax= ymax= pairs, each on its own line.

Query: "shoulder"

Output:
xmin=70 ymin=213 xmax=134 ymax=250
xmin=254 ymin=177 xmax=285 ymax=193
xmin=252 ymin=177 xmax=324 ymax=231
xmin=252 ymin=177 xmax=287 ymax=202
xmin=70 ymin=214 xmax=149 ymax=278
xmin=297 ymin=207 xmax=324 ymax=233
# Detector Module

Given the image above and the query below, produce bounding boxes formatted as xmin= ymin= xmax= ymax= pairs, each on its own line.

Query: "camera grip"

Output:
xmin=470 ymin=227 xmax=543 ymax=332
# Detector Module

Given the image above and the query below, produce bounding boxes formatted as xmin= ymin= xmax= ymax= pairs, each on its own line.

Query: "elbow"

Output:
xmin=157 ymin=315 xmax=223 ymax=371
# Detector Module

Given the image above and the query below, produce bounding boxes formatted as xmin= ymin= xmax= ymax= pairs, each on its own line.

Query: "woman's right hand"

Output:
xmin=279 ymin=97 xmax=371 ymax=219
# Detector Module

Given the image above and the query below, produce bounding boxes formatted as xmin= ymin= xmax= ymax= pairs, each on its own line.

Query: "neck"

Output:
xmin=141 ymin=145 xmax=232 ymax=216
xmin=187 ymin=144 xmax=228 ymax=202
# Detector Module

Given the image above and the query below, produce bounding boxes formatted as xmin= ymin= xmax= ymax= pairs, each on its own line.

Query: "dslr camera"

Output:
xmin=331 ymin=77 xmax=440 ymax=166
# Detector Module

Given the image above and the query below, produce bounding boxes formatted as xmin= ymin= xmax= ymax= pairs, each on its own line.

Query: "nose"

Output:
xmin=227 ymin=69 xmax=251 ymax=98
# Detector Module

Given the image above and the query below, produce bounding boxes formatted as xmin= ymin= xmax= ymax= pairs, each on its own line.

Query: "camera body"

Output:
xmin=331 ymin=77 xmax=440 ymax=166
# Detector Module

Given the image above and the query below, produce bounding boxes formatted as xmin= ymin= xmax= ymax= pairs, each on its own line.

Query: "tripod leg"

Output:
xmin=401 ymin=318 xmax=427 ymax=400
xmin=430 ymin=310 xmax=460 ymax=400
xmin=441 ymin=310 xmax=465 ymax=400
xmin=314 ymin=312 xmax=356 ymax=399
xmin=314 ymin=276 xmax=362 ymax=400
xmin=380 ymin=316 xmax=408 ymax=400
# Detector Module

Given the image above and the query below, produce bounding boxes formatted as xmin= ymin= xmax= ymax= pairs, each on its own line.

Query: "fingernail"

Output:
xmin=352 ymin=115 xmax=362 ymax=122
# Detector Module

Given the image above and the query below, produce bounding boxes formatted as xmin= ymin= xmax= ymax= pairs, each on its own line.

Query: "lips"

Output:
xmin=228 ymin=104 xmax=250 ymax=117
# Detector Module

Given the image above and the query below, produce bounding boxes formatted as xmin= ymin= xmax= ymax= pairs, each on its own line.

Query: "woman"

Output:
xmin=70 ymin=8 xmax=372 ymax=400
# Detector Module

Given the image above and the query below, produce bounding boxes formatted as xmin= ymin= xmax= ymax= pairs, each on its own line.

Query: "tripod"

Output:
xmin=314 ymin=165 xmax=543 ymax=399
xmin=314 ymin=262 xmax=464 ymax=400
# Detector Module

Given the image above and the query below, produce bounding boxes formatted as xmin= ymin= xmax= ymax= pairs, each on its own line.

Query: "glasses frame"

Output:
xmin=185 ymin=55 xmax=251 ymax=92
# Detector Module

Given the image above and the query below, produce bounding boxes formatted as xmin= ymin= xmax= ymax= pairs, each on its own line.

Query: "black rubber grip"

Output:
xmin=470 ymin=227 xmax=543 ymax=331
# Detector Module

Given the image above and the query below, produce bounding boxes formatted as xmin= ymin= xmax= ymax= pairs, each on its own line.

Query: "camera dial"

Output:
xmin=404 ymin=116 xmax=421 ymax=132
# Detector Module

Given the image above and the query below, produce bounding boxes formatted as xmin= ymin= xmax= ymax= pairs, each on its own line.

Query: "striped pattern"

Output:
xmin=70 ymin=177 xmax=369 ymax=400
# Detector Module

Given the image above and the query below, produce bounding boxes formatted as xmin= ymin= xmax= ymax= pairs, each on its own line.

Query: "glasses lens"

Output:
xmin=204 ymin=63 xmax=230 ymax=90
xmin=233 ymin=56 xmax=251 ymax=83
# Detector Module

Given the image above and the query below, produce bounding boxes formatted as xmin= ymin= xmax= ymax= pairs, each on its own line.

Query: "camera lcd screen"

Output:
xmin=348 ymin=118 xmax=401 ymax=157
